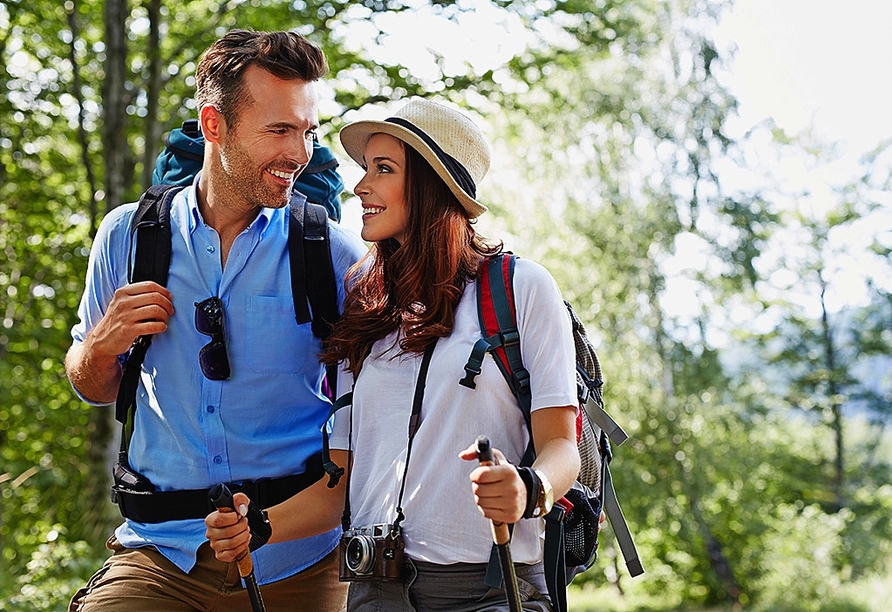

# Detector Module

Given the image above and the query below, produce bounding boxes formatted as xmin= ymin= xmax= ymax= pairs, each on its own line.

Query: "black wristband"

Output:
xmin=516 ymin=466 xmax=541 ymax=520
xmin=246 ymin=501 xmax=272 ymax=551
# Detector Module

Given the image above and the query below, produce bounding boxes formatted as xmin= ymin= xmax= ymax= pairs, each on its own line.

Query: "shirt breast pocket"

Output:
xmin=242 ymin=295 xmax=318 ymax=374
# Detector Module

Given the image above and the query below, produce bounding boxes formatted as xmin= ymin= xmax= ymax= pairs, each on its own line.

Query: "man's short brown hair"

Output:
xmin=195 ymin=30 xmax=328 ymax=130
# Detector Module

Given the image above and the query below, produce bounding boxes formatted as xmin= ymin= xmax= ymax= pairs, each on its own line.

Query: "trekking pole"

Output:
xmin=209 ymin=483 xmax=267 ymax=612
xmin=476 ymin=435 xmax=523 ymax=612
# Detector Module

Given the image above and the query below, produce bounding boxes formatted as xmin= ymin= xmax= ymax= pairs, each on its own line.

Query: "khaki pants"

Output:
xmin=69 ymin=535 xmax=347 ymax=612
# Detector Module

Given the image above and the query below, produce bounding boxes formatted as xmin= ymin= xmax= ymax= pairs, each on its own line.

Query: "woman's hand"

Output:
xmin=205 ymin=491 xmax=253 ymax=562
xmin=459 ymin=444 xmax=526 ymax=524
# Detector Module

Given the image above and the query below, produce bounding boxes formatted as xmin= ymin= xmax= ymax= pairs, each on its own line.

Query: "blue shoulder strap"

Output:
xmin=460 ymin=254 xmax=535 ymax=465
xmin=463 ymin=253 xmax=571 ymax=612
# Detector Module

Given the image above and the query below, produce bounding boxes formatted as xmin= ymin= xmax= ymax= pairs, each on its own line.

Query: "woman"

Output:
xmin=206 ymin=98 xmax=580 ymax=611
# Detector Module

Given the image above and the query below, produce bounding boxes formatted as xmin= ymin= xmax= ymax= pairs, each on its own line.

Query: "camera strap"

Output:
xmin=343 ymin=339 xmax=438 ymax=533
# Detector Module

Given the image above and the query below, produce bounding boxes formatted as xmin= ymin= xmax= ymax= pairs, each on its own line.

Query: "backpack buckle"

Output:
xmin=499 ymin=329 xmax=520 ymax=348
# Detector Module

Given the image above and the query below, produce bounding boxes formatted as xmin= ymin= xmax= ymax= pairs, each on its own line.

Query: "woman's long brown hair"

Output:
xmin=321 ymin=142 xmax=502 ymax=373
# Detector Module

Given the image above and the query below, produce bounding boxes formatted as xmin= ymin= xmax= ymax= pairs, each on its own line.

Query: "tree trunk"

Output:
xmin=67 ymin=0 xmax=100 ymax=236
xmin=819 ymin=273 xmax=844 ymax=511
xmin=76 ymin=0 xmax=130 ymax=542
xmin=141 ymin=0 xmax=163 ymax=189
xmin=102 ymin=0 xmax=128 ymax=213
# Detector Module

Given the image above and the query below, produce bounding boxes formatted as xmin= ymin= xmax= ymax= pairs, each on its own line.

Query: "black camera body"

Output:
xmin=338 ymin=523 xmax=405 ymax=582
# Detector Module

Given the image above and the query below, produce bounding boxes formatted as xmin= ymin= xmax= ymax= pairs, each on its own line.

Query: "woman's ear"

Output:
xmin=200 ymin=106 xmax=225 ymax=144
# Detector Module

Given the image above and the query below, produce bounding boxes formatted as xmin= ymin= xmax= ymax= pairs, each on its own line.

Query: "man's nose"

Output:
xmin=288 ymin=136 xmax=313 ymax=167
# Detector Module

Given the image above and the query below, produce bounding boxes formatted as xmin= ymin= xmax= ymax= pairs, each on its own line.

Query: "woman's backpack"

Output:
xmin=460 ymin=254 xmax=644 ymax=612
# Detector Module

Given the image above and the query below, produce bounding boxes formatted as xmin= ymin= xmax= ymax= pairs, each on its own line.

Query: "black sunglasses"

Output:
xmin=194 ymin=297 xmax=231 ymax=380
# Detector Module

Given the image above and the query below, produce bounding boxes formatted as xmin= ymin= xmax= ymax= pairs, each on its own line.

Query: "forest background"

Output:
xmin=1 ymin=0 xmax=891 ymax=610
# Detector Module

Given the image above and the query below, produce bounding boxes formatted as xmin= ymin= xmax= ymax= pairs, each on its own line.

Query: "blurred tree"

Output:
xmin=468 ymin=0 xmax=891 ymax=607
xmin=752 ymin=136 xmax=892 ymax=579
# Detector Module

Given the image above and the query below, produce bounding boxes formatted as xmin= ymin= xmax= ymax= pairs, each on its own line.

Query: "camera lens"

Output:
xmin=345 ymin=535 xmax=376 ymax=575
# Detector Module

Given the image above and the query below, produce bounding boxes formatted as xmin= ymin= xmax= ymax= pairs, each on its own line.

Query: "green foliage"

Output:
xmin=0 ymin=525 xmax=106 ymax=611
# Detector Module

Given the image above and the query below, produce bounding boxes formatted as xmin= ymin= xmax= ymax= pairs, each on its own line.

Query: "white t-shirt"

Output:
xmin=330 ymin=257 xmax=576 ymax=565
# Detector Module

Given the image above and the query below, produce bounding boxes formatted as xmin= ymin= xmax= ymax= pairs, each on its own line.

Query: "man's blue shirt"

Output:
xmin=71 ymin=178 xmax=367 ymax=583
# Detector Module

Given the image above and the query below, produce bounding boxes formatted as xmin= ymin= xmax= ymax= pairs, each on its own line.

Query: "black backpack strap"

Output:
xmin=544 ymin=503 xmax=569 ymax=612
xmin=288 ymin=192 xmax=344 ymax=485
xmin=289 ymin=193 xmax=340 ymax=401
xmin=303 ymin=201 xmax=339 ymax=342
xmin=116 ymin=185 xmax=181 ymax=453
xmin=321 ymin=391 xmax=352 ymax=488
xmin=288 ymin=192 xmax=311 ymax=326
xmin=288 ymin=193 xmax=339 ymax=340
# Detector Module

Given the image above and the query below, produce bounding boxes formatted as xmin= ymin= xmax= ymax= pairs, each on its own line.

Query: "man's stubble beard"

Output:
xmin=218 ymin=137 xmax=291 ymax=210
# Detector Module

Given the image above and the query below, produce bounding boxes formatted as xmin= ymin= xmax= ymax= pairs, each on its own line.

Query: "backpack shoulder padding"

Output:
xmin=466 ymin=252 xmax=644 ymax=611
xmin=129 ymin=184 xmax=183 ymax=286
xmin=287 ymin=192 xmax=339 ymax=341
xmin=117 ymin=184 xmax=182 ymax=427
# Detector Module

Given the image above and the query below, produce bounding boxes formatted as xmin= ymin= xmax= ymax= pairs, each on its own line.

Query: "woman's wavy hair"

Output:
xmin=322 ymin=142 xmax=501 ymax=373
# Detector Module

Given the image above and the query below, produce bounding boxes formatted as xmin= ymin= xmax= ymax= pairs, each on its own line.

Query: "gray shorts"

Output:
xmin=347 ymin=557 xmax=552 ymax=612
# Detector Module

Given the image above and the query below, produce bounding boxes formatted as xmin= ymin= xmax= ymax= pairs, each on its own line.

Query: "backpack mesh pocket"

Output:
xmin=562 ymin=483 xmax=602 ymax=569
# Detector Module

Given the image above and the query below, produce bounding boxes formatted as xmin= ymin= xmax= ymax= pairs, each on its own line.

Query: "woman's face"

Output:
xmin=354 ymin=133 xmax=410 ymax=244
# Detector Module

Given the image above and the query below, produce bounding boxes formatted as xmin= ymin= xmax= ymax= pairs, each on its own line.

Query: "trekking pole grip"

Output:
xmin=476 ymin=436 xmax=511 ymax=545
xmin=209 ymin=483 xmax=254 ymax=578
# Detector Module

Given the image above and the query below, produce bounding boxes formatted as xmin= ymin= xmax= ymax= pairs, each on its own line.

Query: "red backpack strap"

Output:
xmin=459 ymin=254 xmax=534 ymax=452
xmin=461 ymin=254 xmax=514 ymax=389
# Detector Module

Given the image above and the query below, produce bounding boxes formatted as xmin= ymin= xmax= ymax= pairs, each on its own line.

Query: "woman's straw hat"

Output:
xmin=339 ymin=98 xmax=491 ymax=218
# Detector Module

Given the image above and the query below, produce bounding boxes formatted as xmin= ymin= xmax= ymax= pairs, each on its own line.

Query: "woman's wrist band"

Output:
xmin=515 ymin=466 xmax=541 ymax=520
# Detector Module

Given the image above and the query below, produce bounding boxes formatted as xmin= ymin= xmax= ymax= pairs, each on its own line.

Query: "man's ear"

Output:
xmin=200 ymin=106 xmax=225 ymax=144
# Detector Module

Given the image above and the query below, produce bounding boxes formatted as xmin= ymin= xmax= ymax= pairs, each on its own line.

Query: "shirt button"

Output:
xmin=206 ymin=405 xmax=215 ymax=414
xmin=206 ymin=245 xmax=215 ymax=254
xmin=213 ymin=455 xmax=223 ymax=464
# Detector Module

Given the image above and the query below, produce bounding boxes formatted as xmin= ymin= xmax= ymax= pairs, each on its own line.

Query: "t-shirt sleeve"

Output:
xmin=512 ymin=258 xmax=578 ymax=413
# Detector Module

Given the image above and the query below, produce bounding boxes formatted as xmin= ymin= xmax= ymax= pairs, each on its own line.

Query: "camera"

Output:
xmin=338 ymin=523 xmax=405 ymax=582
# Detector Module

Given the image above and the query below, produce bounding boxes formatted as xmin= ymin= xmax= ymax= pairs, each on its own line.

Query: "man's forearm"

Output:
xmin=65 ymin=340 xmax=124 ymax=405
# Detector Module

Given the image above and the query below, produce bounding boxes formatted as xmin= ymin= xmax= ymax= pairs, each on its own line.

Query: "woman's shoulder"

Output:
xmin=509 ymin=255 xmax=561 ymax=292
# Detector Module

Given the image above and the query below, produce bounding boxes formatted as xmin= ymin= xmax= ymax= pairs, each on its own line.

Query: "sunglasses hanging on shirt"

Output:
xmin=194 ymin=296 xmax=231 ymax=380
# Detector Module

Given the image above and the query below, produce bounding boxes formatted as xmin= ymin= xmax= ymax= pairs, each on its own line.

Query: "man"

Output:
xmin=66 ymin=30 xmax=366 ymax=611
